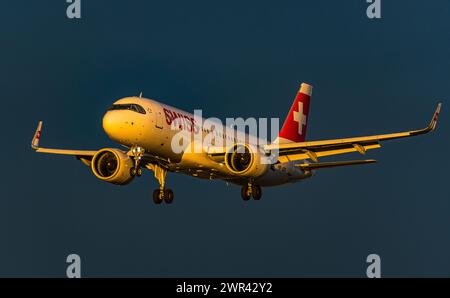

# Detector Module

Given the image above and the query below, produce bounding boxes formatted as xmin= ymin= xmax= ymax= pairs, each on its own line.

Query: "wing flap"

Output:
xmin=297 ymin=159 xmax=377 ymax=170
xmin=277 ymin=143 xmax=380 ymax=163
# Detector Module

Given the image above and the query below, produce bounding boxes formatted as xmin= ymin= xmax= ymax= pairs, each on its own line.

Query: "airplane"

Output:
xmin=31 ymin=83 xmax=441 ymax=204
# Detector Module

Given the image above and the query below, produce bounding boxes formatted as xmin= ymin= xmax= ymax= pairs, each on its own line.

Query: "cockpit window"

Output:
xmin=107 ymin=104 xmax=146 ymax=114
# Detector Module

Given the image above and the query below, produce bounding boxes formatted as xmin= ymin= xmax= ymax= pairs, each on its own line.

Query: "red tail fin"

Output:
xmin=276 ymin=83 xmax=312 ymax=143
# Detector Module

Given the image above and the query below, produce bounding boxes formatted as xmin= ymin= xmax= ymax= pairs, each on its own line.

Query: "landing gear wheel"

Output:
xmin=164 ymin=189 xmax=174 ymax=204
xmin=130 ymin=167 xmax=142 ymax=177
xmin=152 ymin=189 xmax=163 ymax=204
xmin=241 ymin=186 xmax=251 ymax=201
xmin=252 ymin=185 xmax=262 ymax=200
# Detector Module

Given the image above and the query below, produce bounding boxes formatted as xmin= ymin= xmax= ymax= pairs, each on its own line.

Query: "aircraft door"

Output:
xmin=155 ymin=109 xmax=163 ymax=129
xmin=146 ymin=101 xmax=164 ymax=129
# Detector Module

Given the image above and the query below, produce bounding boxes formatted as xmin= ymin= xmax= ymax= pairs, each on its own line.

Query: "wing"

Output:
xmin=31 ymin=121 xmax=169 ymax=168
xmin=31 ymin=121 xmax=97 ymax=165
xmin=264 ymin=103 xmax=441 ymax=163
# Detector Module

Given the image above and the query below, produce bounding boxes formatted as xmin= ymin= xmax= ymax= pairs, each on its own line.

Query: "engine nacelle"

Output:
xmin=224 ymin=144 xmax=269 ymax=178
xmin=91 ymin=148 xmax=135 ymax=185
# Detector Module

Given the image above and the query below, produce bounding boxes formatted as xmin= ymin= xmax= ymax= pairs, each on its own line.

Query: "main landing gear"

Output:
xmin=241 ymin=181 xmax=262 ymax=201
xmin=152 ymin=189 xmax=173 ymax=204
xmin=147 ymin=164 xmax=174 ymax=204
xmin=129 ymin=146 xmax=174 ymax=204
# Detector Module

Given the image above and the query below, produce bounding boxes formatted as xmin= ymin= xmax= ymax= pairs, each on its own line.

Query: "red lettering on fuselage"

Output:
xmin=163 ymin=108 xmax=199 ymax=134
xmin=163 ymin=108 xmax=174 ymax=125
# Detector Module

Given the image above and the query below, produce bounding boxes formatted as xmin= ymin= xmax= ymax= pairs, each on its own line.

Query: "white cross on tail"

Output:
xmin=293 ymin=102 xmax=307 ymax=135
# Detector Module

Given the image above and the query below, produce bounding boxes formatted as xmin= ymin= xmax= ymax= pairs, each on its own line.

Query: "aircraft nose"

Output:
xmin=102 ymin=111 xmax=122 ymax=141
xmin=102 ymin=105 xmax=146 ymax=146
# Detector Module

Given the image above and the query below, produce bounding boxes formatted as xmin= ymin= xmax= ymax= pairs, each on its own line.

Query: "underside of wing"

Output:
xmin=296 ymin=159 xmax=377 ymax=170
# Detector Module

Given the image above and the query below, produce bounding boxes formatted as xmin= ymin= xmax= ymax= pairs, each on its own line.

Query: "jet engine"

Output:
xmin=224 ymin=144 xmax=269 ymax=178
xmin=91 ymin=148 xmax=135 ymax=185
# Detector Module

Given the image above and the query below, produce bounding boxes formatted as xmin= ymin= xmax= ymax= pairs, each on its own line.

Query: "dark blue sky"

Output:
xmin=0 ymin=0 xmax=449 ymax=277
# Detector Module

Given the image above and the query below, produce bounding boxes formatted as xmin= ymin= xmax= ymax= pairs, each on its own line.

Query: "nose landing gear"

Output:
xmin=130 ymin=146 xmax=145 ymax=177
xmin=130 ymin=167 xmax=142 ymax=177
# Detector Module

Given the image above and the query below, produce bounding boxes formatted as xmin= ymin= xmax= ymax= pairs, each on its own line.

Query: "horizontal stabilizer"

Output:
xmin=296 ymin=159 xmax=377 ymax=170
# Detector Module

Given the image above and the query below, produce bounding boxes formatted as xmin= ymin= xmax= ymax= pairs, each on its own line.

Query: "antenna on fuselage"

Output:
xmin=139 ymin=92 xmax=143 ymax=98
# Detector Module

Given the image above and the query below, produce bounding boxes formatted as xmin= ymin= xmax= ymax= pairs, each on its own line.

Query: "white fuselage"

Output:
xmin=102 ymin=96 xmax=312 ymax=186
